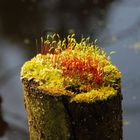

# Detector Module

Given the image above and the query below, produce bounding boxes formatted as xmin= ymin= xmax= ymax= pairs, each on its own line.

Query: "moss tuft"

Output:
xmin=21 ymin=34 xmax=121 ymax=103
xmin=70 ymin=86 xmax=117 ymax=103
xmin=21 ymin=54 xmax=64 ymax=89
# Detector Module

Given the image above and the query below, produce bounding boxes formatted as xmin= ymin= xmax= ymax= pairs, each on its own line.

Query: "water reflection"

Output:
xmin=0 ymin=0 xmax=42 ymax=39
xmin=0 ymin=96 xmax=28 ymax=140
xmin=0 ymin=0 xmax=115 ymax=41
xmin=41 ymin=0 xmax=115 ymax=38
xmin=0 ymin=96 xmax=8 ymax=137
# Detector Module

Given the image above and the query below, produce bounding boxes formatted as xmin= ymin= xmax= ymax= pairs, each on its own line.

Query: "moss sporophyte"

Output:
xmin=21 ymin=34 xmax=121 ymax=103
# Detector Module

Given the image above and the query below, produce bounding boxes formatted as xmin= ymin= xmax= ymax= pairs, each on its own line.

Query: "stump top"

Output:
xmin=21 ymin=34 xmax=121 ymax=103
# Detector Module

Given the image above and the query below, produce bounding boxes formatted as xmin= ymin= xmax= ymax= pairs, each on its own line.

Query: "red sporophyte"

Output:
xmin=36 ymin=34 xmax=62 ymax=55
xmin=60 ymin=56 xmax=104 ymax=91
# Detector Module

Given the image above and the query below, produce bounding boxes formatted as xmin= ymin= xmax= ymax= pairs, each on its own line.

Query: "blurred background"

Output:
xmin=0 ymin=0 xmax=140 ymax=139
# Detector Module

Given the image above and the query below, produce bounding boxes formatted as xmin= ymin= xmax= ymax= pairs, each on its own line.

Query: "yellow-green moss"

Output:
xmin=70 ymin=86 xmax=117 ymax=103
xmin=21 ymin=34 xmax=121 ymax=103
xmin=21 ymin=54 xmax=64 ymax=89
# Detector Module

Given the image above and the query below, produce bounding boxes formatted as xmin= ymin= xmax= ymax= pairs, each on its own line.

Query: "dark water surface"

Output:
xmin=0 ymin=0 xmax=140 ymax=139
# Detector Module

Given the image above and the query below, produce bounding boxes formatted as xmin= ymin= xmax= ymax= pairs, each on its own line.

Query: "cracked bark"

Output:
xmin=62 ymin=98 xmax=76 ymax=140
xmin=22 ymin=78 xmax=122 ymax=140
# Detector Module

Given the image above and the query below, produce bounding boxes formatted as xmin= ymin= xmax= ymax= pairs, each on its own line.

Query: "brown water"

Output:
xmin=0 ymin=0 xmax=140 ymax=139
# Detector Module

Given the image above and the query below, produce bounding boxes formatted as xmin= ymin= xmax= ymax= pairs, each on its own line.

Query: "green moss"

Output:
xmin=21 ymin=54 xmax=64 ymax=89
xmin=24 ymin=89 xmax=71 ymax=140
xmin=70 ymin=86 xmax=117 ymax=103
xmin=21 ymin=34 xmax=121 ymax=103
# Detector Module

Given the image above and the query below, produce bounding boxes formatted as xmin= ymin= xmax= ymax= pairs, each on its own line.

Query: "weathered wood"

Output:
xmin=22 ymin=79 xmax=122 ymax=140
xmin=68 ymin=93 xmax=122 ymax=140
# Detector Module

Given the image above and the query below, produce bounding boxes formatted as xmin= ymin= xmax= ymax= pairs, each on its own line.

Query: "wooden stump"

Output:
xmin=22 ymin=79 xmax=122 ymax=140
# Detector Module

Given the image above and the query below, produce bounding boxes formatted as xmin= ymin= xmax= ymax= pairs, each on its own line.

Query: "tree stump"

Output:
xmin=21 ymin=34 xmax=122 ymax=140
xmin=22 ymin=78 xmax=122 ymax=140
